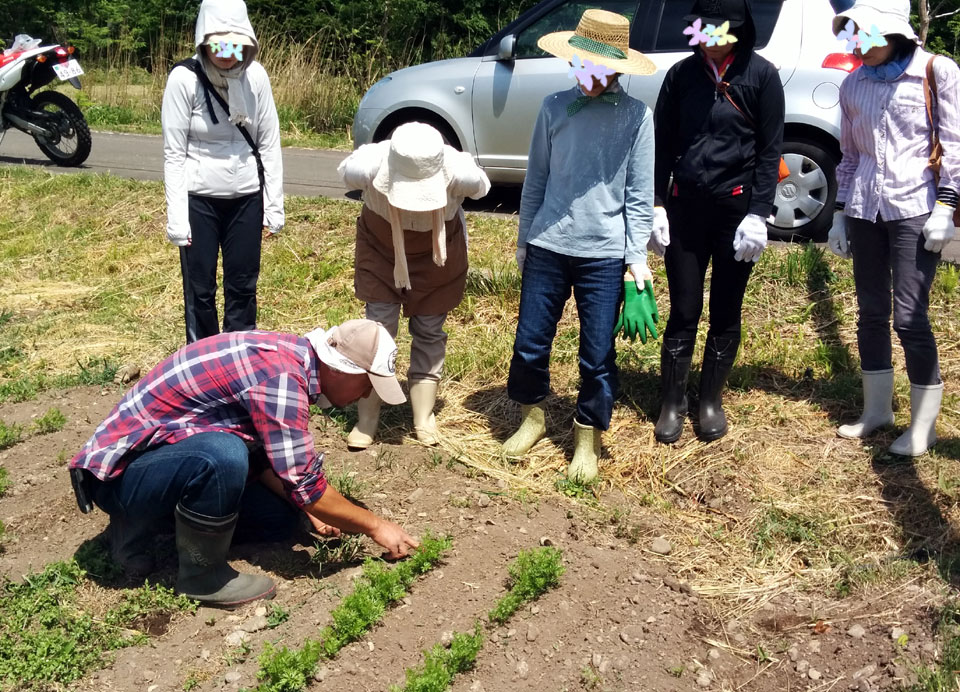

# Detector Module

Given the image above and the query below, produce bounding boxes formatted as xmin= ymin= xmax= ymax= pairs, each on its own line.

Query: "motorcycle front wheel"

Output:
xmin=31 ymin=90 xmax=91 ymax=167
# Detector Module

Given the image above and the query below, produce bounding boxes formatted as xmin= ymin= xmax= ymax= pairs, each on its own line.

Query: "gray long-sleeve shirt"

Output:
xmin=518 ymin=85 xmax=654 ymax=266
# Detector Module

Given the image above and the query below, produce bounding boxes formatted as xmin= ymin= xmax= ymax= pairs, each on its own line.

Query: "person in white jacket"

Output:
xmin=162 ymin=0 xmax=284 ymax=343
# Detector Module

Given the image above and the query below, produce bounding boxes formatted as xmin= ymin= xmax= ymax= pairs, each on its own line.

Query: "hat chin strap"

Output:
xmin=387 ymin=205 xmax=448 ymax=291
xmin=432 ymin=208 xmax=447 ymax=267
xmin=388 ymin=204 xmax=412 ymax=290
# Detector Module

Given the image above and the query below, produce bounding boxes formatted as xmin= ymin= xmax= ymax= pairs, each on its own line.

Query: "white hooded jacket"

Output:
xmin=161 ymin=0 xmax=284 ymax=245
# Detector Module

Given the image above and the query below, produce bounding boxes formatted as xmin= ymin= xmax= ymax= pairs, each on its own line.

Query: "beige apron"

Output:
xmin=354 ymin=205 xmax=468 ymax=316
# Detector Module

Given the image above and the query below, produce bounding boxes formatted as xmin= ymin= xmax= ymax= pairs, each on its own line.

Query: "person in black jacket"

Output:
xmin=650 ymin=0 xmax=784 ymax=443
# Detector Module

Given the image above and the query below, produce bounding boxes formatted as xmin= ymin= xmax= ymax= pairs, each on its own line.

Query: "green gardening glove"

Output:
xmin=614 ymin=279 xmax=659 ymax=344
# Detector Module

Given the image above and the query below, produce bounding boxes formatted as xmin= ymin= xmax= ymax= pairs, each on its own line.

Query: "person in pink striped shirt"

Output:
xmin=827 ymin=0 xmax=959 ymax=457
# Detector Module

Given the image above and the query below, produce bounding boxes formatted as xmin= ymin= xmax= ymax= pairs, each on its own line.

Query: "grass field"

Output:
xmin=2 ymin=164 xmax=960 ymax=632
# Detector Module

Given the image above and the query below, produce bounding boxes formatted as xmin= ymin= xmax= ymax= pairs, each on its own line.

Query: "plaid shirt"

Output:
xmin=69 ymin=331 xmax=327 ymax=507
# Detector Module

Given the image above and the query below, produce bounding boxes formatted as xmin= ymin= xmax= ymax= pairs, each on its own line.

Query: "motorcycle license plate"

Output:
xmin=52 ymin=59 xmax=84 ymax=81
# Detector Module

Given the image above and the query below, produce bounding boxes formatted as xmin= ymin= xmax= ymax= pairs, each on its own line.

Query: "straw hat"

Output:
xmin=832 ymin=0 xmax=918 ymax=43
xmin=372 ymin=122 xmax=449 ymax=212
xmin=537 ymin=9 xmax=656 ymax=76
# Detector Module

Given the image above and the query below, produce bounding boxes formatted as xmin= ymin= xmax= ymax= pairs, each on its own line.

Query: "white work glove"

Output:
xmin=166 ymin=224 xmax=190 ymax=247
xmin=516 ymin=247 xmax=526 ymax=273
xmin=628 ymin=262 xmax=652 ymax=290
xmin=827 ymin=211 xmax=852 ymax=259
xmin=648 ymin=206 xmax=670 ymax=257
xmin=732 ymin=213 xmax=768 ymax=263
xmin=923 ymin=204 xmax=957 ymax=253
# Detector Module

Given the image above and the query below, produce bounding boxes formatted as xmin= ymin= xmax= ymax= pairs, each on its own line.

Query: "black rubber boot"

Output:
xmin=654 ymin=338 xmax=694 ymax=444
xmin=174 ymin=503 xmax=276 ymax=607
xmin=697 ymin=335 xmax=739 ymax=441
xmin=108 ymin=515 xmax=156 ymax=579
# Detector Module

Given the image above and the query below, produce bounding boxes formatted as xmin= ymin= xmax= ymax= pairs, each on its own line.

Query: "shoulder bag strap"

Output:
xmin=923 ymin=56 xmax=943 ymax=183
xmin=172 ymin=57 xmax=266 ymax=190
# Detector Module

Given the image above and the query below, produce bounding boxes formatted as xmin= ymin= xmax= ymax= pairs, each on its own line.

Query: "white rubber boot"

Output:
xmin=346 ymin=393 xmax=381 ymax=449
xmin=409 ymin=379 xmax=440 ymax=445
xmin=567 ymin=419 xmax=600 ymax=483
xmin=837 ymin=369 xmax=895 ymax=439
xmin=502 ymin=404 xmax=546 ymax=457
xmin=889 ymin=383 xmax=943 ymax=457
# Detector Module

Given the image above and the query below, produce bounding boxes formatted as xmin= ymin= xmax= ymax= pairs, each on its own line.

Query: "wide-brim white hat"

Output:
xmin=832 ymin=0 xmax=919 ymax=43
xmin=537 ymin=8 xmax=656 ymax=76
xmin=372 ymin=122 xmax=450 ymax=212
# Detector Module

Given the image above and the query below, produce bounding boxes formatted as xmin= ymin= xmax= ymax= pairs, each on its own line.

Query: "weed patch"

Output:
xmin=904 ymin=601 xmax=960 ymax=691
xmin=0 ymin=467 xmax=10 ymax=497
xmin=0 ymin=421 xmax=22 ymax=450
xmin=32 ymin=407 xmax=67 ymax=434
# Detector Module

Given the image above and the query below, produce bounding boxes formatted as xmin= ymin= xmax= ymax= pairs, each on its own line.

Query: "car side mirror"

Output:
xmin=497 ymin=35 xmax=516 ymax=61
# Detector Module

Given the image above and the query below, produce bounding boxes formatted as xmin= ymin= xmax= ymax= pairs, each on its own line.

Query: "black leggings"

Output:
xmin=180 ymin=192 xmax=263 ymax=343
xmin=662 ymin=194 xmax=755 ymax=343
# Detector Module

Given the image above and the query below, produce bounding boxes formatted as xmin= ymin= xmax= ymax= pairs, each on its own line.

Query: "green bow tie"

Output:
xmin=567 ymin=91 xmax=621 ymax=117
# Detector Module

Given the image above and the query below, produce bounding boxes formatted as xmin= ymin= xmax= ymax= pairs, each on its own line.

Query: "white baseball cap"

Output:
xmin=305 ymin=319 xmax=406 ymax=405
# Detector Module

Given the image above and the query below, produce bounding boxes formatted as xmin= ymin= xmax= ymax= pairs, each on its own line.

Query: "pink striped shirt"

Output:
xmin=836 ymin=49 xmax=960 ymax=222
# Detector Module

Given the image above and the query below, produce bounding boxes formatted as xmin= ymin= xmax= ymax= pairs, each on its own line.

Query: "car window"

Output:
xmin=514 ymin=1 xmax=639 ymax=59
xmin=651 ymin=0 xmax=785 ymax=52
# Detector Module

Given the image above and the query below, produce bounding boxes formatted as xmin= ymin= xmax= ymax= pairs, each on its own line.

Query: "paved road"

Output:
xmin=0 ymin=128 xmax=353 ymax=199
xmin=1 ymin=129 xmax=957 ymax=261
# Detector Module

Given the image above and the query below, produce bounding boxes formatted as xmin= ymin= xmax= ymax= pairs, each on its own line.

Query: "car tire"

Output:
xmin=768 ymin=139 xmax=838 ymax=243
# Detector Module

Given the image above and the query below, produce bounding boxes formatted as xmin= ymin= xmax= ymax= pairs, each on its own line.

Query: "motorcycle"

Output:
xmin=0 ymin=34 xmax=91 ymax=167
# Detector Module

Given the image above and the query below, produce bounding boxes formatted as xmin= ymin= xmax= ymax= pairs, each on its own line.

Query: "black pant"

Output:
xmin=181 ymin=193 xmax=263 ymax=343
xmin=663 ymin=193 xmax=754 ymax=343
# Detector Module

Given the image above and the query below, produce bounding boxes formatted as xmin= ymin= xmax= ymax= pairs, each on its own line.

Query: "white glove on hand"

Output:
xmin=516 ymin=247 xmax=526 ymax=274
xmin=166 ymin=224 xmax=190 ymax=247
xmin=648 ymin=206 xmax=670 ymax=257
xmin=732 ymin=213 xmax=768 ymax=263
xmin=628 ymin=262 xmax=652 ymax=290
xmin=827 ymin=211 xmax=851 ymax=259
xmin=923 ymin=204 xmax=957 ymax=253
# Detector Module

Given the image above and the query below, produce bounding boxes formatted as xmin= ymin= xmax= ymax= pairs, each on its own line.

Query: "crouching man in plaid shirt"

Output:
xmin=69 ymin=319 xmax=417 ymax=606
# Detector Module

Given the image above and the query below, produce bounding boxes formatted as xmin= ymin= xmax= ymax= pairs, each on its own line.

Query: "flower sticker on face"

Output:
xmin=568 ymin=54 xmax=617 ymax=89
xmin=208 ymin=39 xmax=244 ymax=61
xmin=684 ymin=18 xmax=738 ymax=47
xmin=836 ymin=20 xmax=888 ymax=53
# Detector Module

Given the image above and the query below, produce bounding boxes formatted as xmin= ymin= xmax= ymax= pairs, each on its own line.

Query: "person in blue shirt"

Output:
xmin=500 ymin=9 xmax=656 ymax=483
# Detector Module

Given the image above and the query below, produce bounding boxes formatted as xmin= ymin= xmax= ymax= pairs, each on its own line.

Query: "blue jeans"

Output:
xmin=507 ymin=244 xmax=623 ymax=430
xmin=93 ymin=432 xmax=300 ymax=543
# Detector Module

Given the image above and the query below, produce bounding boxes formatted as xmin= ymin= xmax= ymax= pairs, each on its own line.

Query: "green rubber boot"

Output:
xmin=174 ymin=504 xmax=276 ymax=607
xmin=567 ymin=419 xmax=600 ymax=483
xmin=502 ymin=403 xmax=546 ymax=457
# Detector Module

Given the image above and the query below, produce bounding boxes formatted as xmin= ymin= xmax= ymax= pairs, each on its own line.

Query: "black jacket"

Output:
xmin=653 ymin=4 xmax=784 ymax=217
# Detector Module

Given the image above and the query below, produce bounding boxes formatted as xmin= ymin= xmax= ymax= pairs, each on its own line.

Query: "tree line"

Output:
xmin=0 ymin=1 xmax=956 ymax=68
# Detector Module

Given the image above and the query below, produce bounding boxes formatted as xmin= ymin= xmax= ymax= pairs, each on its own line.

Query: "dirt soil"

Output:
xmin=0 ymin=386 xmax=951 ymax=692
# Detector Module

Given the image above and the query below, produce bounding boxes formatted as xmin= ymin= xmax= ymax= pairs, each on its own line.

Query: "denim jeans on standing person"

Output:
xmin=92 ymin=432 xmax=300 ymax=543
xmin=847 ymin=213 xmax=940 ymax=386
xmin=507 ymin=244 xmax=624 ymax=431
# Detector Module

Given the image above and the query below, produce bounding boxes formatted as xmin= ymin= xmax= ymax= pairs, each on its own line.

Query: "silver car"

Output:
xmin=352 ymin=0 xmax=860 ymax=241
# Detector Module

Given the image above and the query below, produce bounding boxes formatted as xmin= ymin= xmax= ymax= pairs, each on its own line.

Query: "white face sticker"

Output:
xmin=836 ymin=19 xmax=888 ymax=53
xmin=568 ymin=54 xmax=617 ymax=89
xmin=208 ymin=39 xmax=244 ymax=61
xmin=684 ymin=18 xmax=738 ymax=47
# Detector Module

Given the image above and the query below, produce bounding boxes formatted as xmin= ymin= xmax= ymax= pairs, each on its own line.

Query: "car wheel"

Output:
xmin=768 ymin=139 xmax=837 ymax=243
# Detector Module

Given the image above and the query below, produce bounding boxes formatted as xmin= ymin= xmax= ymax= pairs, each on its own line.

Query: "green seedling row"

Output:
xmin=393 ymin=547 xmax=565 ymax=692
xmin=252 ymin=534 xmax=452 ymax=692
